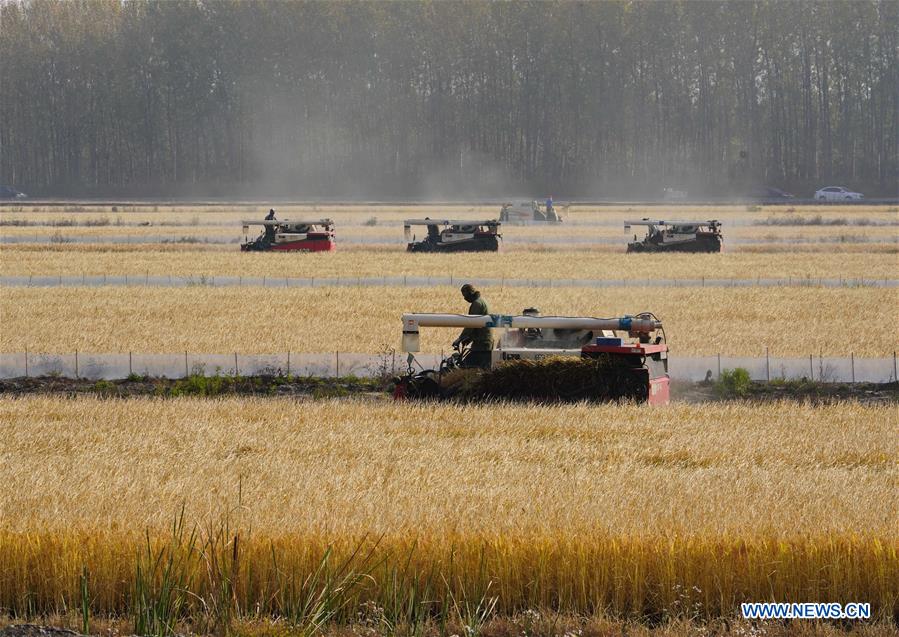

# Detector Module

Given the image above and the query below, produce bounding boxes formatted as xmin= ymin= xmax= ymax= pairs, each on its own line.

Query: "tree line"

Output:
xmin=1 ymin=0 xmax=896 ymax=198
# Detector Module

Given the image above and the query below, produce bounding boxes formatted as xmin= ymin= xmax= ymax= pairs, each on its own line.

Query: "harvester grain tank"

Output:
xmin=395 ymin=311 xmax=669 ymax=404
xmin=625 ymin=218 xmax=722 ymax=253
xmin=404 ymin=219 xmax=501 ymax=252
xmin=241 ymin=219 xmax=336 ymax=252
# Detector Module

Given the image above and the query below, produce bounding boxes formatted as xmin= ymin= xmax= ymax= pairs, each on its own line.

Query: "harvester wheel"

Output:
xmin=408 ymin=374 xmax=441 ymax=399
xmin=616 ymin=372 xmax=648 ymax=402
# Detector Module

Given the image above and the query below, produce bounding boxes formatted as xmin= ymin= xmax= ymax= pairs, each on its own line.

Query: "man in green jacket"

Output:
xmin=452 ymin=283 xmax=493 ymax=369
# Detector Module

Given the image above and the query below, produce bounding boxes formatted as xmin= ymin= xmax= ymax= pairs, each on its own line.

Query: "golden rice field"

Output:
xmin=6 ymin=241 xmax=895 ymax=258
xmin=2 ymin=245 xmax=897 ymax=281
xmin=0 ymin=397 xmax=895 ymax=623
xmin=2 ymin=285 xmax=896 ymax=356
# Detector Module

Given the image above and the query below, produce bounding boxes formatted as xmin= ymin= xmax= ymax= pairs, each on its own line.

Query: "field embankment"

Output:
xmin=2 ymin=375 xmax=896 ymax=405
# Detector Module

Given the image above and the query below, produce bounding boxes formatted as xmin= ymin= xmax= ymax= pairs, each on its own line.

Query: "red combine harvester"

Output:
xmin=395 ymin=311 xmax=669 ymax=404
xmin=241 ymin=219 xmax=336 ymax=252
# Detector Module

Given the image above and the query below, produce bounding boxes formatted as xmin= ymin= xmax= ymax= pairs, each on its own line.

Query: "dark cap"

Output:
xmin=460 ymin=283 xmax=477 ymax=295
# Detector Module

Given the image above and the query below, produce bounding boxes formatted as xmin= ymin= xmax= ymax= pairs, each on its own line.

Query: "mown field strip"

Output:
xmin=5 ymin=216 xmax=898 ymax=229
xmin=2 ymin=222 xmax=896 ymax=239
xmin=3 ymin=229 xmax=896 ymax=248
xmin=2 ymin=285 xmax=896 ymax=356
xmin=2 ymin=274 xmax=896 ymax=289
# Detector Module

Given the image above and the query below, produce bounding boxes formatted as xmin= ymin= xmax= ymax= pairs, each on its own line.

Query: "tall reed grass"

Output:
xmin=2 ymin=526 xmax=896 ymax=625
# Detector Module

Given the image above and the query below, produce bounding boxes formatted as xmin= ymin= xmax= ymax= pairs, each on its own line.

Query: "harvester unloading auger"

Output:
xmin=394 ymin=311 xmax=669 ymax=404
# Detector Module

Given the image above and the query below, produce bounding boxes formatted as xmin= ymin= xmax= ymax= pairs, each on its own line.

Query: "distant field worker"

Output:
xmin=452 ymin=283 xmax=493 ymax=368
xmin=265 ymin=208 xmax=276 ymax=220
xmin=545 ymin=196 xmax=559 ymax=222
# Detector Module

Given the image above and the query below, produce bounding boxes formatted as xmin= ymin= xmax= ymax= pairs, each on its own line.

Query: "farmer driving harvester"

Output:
xmin=452 ymin=284 xmax=493 ymax=368
xmin=263 ymin=208 xmax=276 ymax=242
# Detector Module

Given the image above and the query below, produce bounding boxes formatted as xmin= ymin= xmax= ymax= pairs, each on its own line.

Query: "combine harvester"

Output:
xmin=499 ymin=200 xmax=562 ymax=223
xmin=241 ymin=219 xmax=336 ymax=252
xmin=625 ymin=218 xmax=722 ymax=253
xmin=404 ymin=219 xmax=501 ymax=252
xmin=395 ymin=310 xmax=669 ymax=404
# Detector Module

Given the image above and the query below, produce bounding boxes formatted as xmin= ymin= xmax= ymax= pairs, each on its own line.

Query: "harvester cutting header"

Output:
xmin=404 ymin=218 xmax=501 ymax=252
xmin=395 ymin=310 xmax=669 ymax=404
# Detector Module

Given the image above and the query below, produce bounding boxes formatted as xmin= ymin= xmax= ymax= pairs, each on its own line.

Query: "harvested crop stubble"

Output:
xmin=3 ymin=221 xmax=896 ymax=242
xmin=2 ymin=245 xmax=897 ymax=280
xmin=1 ymin=285 xmax=895 ymax=356
xmin=0 ymin=397 xmax=895 ymax=620
xmin=735 ymin=242 xmax=898 ymax=253
xmin=0 ymin=225 xmax=242 ymax=238
xmin=5 ymin=240 xmax=897 ymax=255
xmin=736 ymin=224 xmax=896 ymax=239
